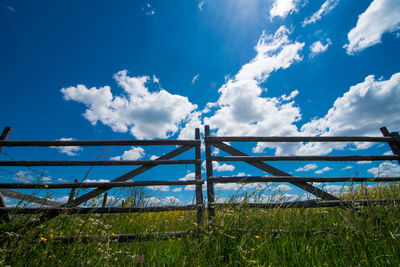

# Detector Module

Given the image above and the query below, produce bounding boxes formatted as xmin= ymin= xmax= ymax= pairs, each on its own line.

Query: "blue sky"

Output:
xmin=1 ymin=0 xmax=400 ymax=206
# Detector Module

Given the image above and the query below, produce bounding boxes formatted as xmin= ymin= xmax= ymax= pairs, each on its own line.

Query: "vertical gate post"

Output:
xmin=67 ymin=179 xmax=79 ymax=205
xmin=102 ymin=192 xmax=108 ymax=207
xmin=0 ymin=126 xmax=12 ymax=222
xmin=204 ymin=125 xmax=215 ymax=219
xmin=194 ymin=128 xmax=204 ymax=225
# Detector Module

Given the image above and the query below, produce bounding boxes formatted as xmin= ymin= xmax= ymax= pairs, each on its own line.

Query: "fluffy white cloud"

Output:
xmin=192 ymin=74 xmax=200 ymax=84
xmin=344 ymin=0 xmax=400 ymax=54
xmin=273 ymin=184 xmax=293 ymax=192
xmin=61 ymin=70 xmax=197 ymax=139
xmin=299 ymin=72 xmax=400 ymax=155
xmin=51 ymin=137 xmax=82 ymax=156
xmin=315 ymin=167 xmax=332 ymax=174
xmin=146 ymin=185 xmax=170 ymax=192
xmin=84 ymin=179 xmax=110 ymax=183
xmin=341 ymin=165 xmax=353 ymax=170
xmin=309 ymin=39 xmax=331 ymax=57
xmin=110 ymin=147 xmax=145 ymax=161
xmin=144 ymin=196 xmax=180 ymax=205
xmin=368 ymin=162 xmax=400 ymax=177
xmin=295 ymin=163 xmax=318 ymax=172
xmin=357 ymin=161 xmax=372 ymax=165
xmin=204 ymin=26 xmax=304 ymax=155
xmin=322 ymin=184 xmax=349 ymax=195
xmin=270 ymin=0 xmax=301 ymax=18
xmin=303 ymin=0 xmax=339 ymax=26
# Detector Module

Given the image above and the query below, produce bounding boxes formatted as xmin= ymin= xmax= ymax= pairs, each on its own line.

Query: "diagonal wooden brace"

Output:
xmin=212 ymin=141 xmax=339 ymax=201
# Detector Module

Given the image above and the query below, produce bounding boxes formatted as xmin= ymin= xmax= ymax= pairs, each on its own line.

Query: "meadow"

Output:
xmin=1 ymin=183 xmax=400 ymax=266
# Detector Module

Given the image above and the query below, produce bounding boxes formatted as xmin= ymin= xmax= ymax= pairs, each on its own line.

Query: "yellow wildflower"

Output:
xmin=255 ymin=235 xmax=260 ymax=239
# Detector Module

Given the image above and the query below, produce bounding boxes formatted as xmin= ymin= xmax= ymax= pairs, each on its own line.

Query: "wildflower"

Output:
xmin=111 ymin=233 xmax=115 ymax=236
xmin=208 ymin=225 xmax=212 ymax=229
xmin=78 ymin=224 xmax=82 ymax=227
xmin=50 ymin=233 xmax=54 ymax=238
xmin=255 ymin=235 xmax=260 ymax=239
xmin=251 ymin=248 xmax=255 ymax=251
xmin=136 ymin=256 xmax=144 ymax=264
xmin=40 ymin=237 xmax=47 ymax=242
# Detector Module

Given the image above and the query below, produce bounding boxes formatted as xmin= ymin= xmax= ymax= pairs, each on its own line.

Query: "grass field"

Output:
xmin=1 ymin=183 xmax=400 ymax=266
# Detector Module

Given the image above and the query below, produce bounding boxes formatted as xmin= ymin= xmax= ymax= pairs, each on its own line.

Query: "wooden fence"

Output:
xmin=0 ymin=126 xmax=204 ymax=230
xmin=1 ymin=125 xmax=400 ymax=241
xmin=204 ymin=125 xmax=400 ymax=219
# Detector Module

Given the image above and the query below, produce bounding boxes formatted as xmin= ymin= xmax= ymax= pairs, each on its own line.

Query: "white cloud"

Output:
xmin=323 ymin=184 xmax=349 ymax=195
xmin=341 ymin=165 xmax=353 ymax=170
xmin=198 ymin=1 xmax=205 ymax=10
xmin=110 ymin=147 xmax=145 ymax=161
xmin=84 ymin=179 xmax=110 ymax=183
xmin=270 ymin=0 xmax=301 ymax=19
xmin=172 ymin=188 xmax=182 ymax=192
xmin=213 ymin=162 xmax=235 ymax=172
xmin=204 ymin=26 xmax=305 ymax=155
xmin=344 ymin=0 xmax=400 ymax=54
xmin=315 ymin=166 xmax=332 ymax=174
xmin=51 ymin=137 xmax=83 ymax=156
xmin=368 ymin=162 xmax=400 ymax=177
xmin=152 ymin=74 xmax=159 ymax=83
xmin=146 ymin=185 xmax=170 ymax=192
xmin=356 ymin=161 xmax=372 ymax=165
xmin=281 ymin=89 xmax=299 ymax=101
xmin=273 ymin=184 xmax=293 ymax=192
xmin=144 ymin=196 xmax=180 ymax=206
xmin=309 ymin=39 xmax=331 ymax=57
xmin=299 ymin=72 xmax=400 ymax=155
xmin=295 ymin=163 xmax=318 ymax=172
xmin=303 ymin=0 xmax=339 ymax=26
xmin=192 ymin=74 xmax=200 ymax=84
xmin=150 ymin=155 xmax=159 ymax=160
xmin=54 ymin=196 xmax=69 ymax=203
xmin=61 ymin=70 xmax=197 ymax=139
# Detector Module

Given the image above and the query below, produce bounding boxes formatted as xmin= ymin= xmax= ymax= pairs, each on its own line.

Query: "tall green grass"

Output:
xmin=1 ymin=183 xmax=400 ymax=266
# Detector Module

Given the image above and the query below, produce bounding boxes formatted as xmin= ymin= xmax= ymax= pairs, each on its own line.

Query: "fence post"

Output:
xmin=102 ymin=192 xmax=108 ymax=207
xmin=0 ymin=126 xmax=12 ymax=222
xmin=67 ymin=179 xmax=79 ymax=205
xmin=194 ymin=128 xmax=203 ymax=225
xmin=380 ymin=127 xmax=400 ymax=165
xmin=204 ymin=125 xmax=215 ymax=220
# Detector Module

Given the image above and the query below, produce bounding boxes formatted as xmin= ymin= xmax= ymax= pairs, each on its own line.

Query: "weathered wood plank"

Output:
xmin=0 ymin=205 xmax=199 ymax=214
xmin=210 ymin=176 xmax=400 ymax=183
xmin=210 ymin=199 xmax=400 ymax=208
xmin=205 ymin=136 xmax=391 ymax=143
xmin=0 ymin=140 xmax=200 ymax=147
xmin=0 ymin=126 xmax=12 ymax=153
xmin=194 ymin=128 xmax=204 ymax=224
xmin=0 ymin=180 xmax=204 ymax=189
xmin=0 ymin=189 xmax=62 ymax=207
xmin=211 ymin=155 xmax=399 ymax=162
xmin=204 ymin=126 xmax=215 ymax=218
xmin=0 ymin=159 xmax=200 ymax=166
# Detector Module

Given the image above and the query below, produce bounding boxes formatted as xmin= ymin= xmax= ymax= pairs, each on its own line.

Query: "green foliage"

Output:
xmin=1 ymin=184 xmax=400 ymax=266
